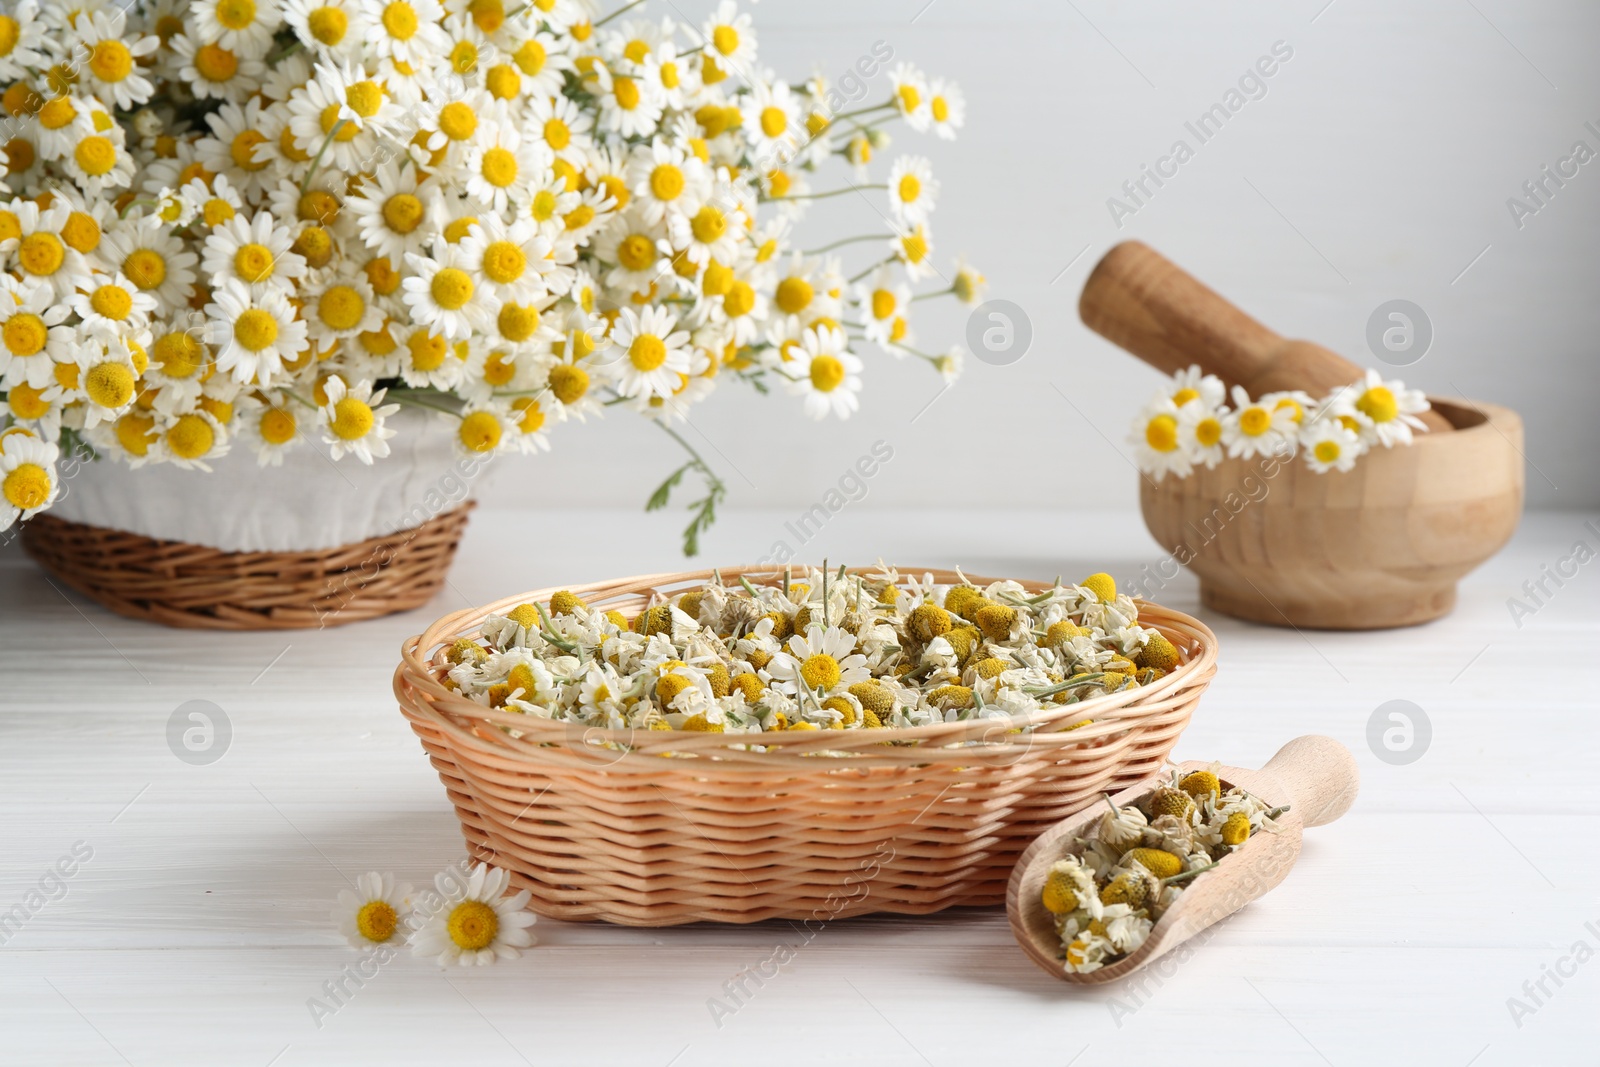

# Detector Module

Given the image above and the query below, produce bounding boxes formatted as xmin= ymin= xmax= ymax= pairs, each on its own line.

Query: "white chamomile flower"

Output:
xmin=197 ymin=98 xmax=277 ymax=197
xmin=669 ymin=199 xmax=743 ymax=268
xmin=334 ymin=871 xmax=412 ymax=948
xmin=202 ymin=211 xmax=309 ymax=294
xmin=594 ymin=211 xmax=670 ymax=295
xmin=593 ymin=63 xmax=664 ymax=139
xmin=61 ymin=120 xmax=135 ymax=197
xmin=305 ymin=273 xmax=385 ymax=347
xmin=283 ymin=0 xmax=367 ymax=58
xmin=783 ymin=325 xmax=862 ymax=421
xmin=888 ymin=223 xmax=936 ymax=281
xmin=0 ymin=2 xmax=49 ymax=83
xmin=1331 ymin=369 xmax=1432 ymax=448
xmin=70 ymin=272 xmax=158 ymax=337
xmin=99 ymin=217 xmax=199 ymax=312
xmin=1165 ymin=365 xmax=1225 ymax=409
xmin=241 ymin=396 xmax=304 ymax=466
xmin=5 ymin=201 xmax=87 ymax=299
xmin=886 ymin=155 xmax=938 ymax=225
xmin=347 ymin=163 xmax=438 ymax=261
xmin=527 ymin=92 xmax=594 ymax=162
xmin=926 ymin=77 xmax=965 ymax=139
xmin=159 ymin=410 xmax=231 ymax=472
xmin=0 ymin=434 xmax=58 ymax=531
xmin=889 ymin=62 xmax=931 ymax=131
xmin=1222 ymin=384 xmax=1297 ymax=460
xmin=193 ymin=0 xmax=283 ymax=57
xmin=72 ymin=9 xmax=160 ymax=110
xmin=320 ymin=375 xmax=399 ymax=463
xmin=455 ymin=402 xmax=514 ymax=457
xmin=181 ymin=174 xmax=248 ymax=229
xmin=72 ymin=344 xmax=140 ymax=427
xmin=739 ymin=79 xmax=801 ymax=160
xmin=1300 ymin=417 xmax=1363 ymax=474
xmin=287 ymin=61 xmax=395 ymax=172
xmin=171 ymin=33 xmax=267 ymax=103
xmin=208 ymin=281 xmax=308 ymax=385
xmin=701 ymin=1 xmax=757 ymax=71
xmin=607 ymin=304 xmax=691 ymax=400
xmin=1133 ymin=398 xmax=1193 ymax=481
xmin=359 ymin=0 xmax=448 ymax=65
xmin=1177 ymin=400 xmax=1226 ymax=470
xmin=0 ymin=279 xmax=72 ymax=389
xmin=403 ymin=238 xmax=498 ymax=340
xmin=767 ymin=624 xmax=870 ymax=698
xmin=463 ymin=120 xmax=546 ymax=212
xmin=461 ymin=215 xmax=555 ymax=303
xmin=32 ymin=94 xmax=94 ymax=161
xmin=409 ymin=862 xmax=536 ymax=967
xmin=855 ymin=266 xmax=912 ymax=352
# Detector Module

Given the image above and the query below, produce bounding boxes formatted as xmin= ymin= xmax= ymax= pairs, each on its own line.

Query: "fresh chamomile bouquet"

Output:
xmin=0 ymin=0 xmax=981 ymax=552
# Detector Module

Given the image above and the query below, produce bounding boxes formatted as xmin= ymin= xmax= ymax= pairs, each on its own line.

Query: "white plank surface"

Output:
xmin=1 ymin=508 xmax=1597 ymax=1066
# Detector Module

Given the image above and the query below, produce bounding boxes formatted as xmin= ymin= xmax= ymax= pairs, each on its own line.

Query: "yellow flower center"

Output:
xmin=480 ymin=146 xmax=517 ymax=187
xmin=1356 ymin=385 xmax=1398 ymax=423
xmin=124 ymin=248 xmax=167 ymax=291
xmin=233 ymin=308 xmax=279 ymax=351
xmin=318 ymin=285 xmax=366 ymax=330
xmin=496 ymin=302 xmax=538 ymax=342
xmin=513 ymin=396 xmax=545 ymax=432
xmin=799 ymin=653 xmax=841 ymax=690
xmin=898 ymin=173 xmax=921 ymax=203
xmin=259 ymin=407 xmax=296 ymax=444
xmin=319 ymin=104 xmax=360 ymax=140
xmin=153 ymin=331 xmax=204 ymax=378
xmin=562 ymin=204 xmax=594 ymax=231
xmin=442 ymin=216 xmax=477 ymax=243
xmin=548 ymin=363 xmax=589 ymax=404
xmin=809 ymin=355 xmax=845 ymax=393
xmin=430 ymin=267 xmax=473 ymax=310
xmin=355 ymin=899 xmax=397 ymax=942
xmin=381 ymin=1 xmax=418 ymax=39
xmin=0 ymin=17 xmax=17 ymax=58
xmin=759 ymin=106 xmax=786 ymax=138
xmin=1314 ymin=439 xmax=1342 ymax=463
xmin=650 ymin=164 xmax=684 ymax=201
xmin=90 ymin=39 xmax=133 ymax=82
xmin=234 ymin=243 xmax=275 ymax=283
xmin=897 ymin=82 xmax=921 ymax=113
xmin=766 ymin=169 xmax=790 ymax=197
xmin=629 ymin=334 xmax=667 ymax=371
xmin=485 ymin=63 xmax=519 ymax=99
xmin=446 ymin=899 xmax=499 ymax=951
xmin=39 ymin=97 xmax=76 ymax=130
xmin=115 ymin=412 xmax=157 ymax=456
xmin=449 ymin=40 xmax=479 ymax=74
xmin=3 ymin=463 xmax=50 ymax=510
xmin=513 ymin=39 xmax=546 ymax=76
xmin=711 ymin=24 xmax=738 ymax=55
xmin=307 ymin=6 xmax=348 ymax=44
xmin=690 ymin=206 xmax=725 ymax=244
xmin=459 ymin=409 xmax=502 ymax=452
xmin=1274 ymin=397 xmax=1305 ymax=423
xmin=74 ymin=136 xmax=117 ymax=176
xmin=542 ymin=117 xmax=570 ymax=150
xmin=346 ymin=80 xmax=383 ymax=119
xmin=1238 ymin=407 xmax=1271 ymax=436
xmin=899 ymin=228 xmax=928 ymax=263
xmin=870 ymin=290 xmax=896 ymax=320
xmin=1145 ymin=414 xmax=1178 ymax=452
xmin=85 ymin=362 xmax=134 ymax=408
xmin=216 ymin=0 xmax=256 ymax=29
xmin=1170 ymin=386 xmax=1198 ymax=406
xmin=775 ymin=276 xmax=813 ymax=315
xmin=1195 ymin=416 xmax=1222 ymax=447
xmin=482 ymin=240 xmax=526 ymax=284
xmin=438 ymin=101 xmax=477 ymax=141
xmin=529 ymin=189 xmax=558 ymax=222
xmin=330 ymin=396 xmax=374 ymax=440
xmin=18 ymin=233 xmax=64 ymax=277
xmin=382 ymin=192 xmax=424 ymax=233
xmin=194 ymin=43 xmax=240 ymax=82
xmin=660 ymin=61 xmax=680 ymax=89
xmin=166 ymin=414 xmax=215 ymax=459
xmin=932 ymin=95 xmax=949 ymax=122
xmin=612 ymin=76 xmax=640 ymax=110
xmin=722 ymin=280 xmax=754 ymax=318
xmin=2 ymin=314 xmax=46 ymax=356
xmin=90 ymin=284 xmax=133 ymax=320
xmin=617 ymin=233 xmax=655 ymax=272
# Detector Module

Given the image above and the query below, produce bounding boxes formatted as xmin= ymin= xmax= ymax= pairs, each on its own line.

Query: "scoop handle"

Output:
xmin=1257 ymin=734 xmax=1360 ymax=828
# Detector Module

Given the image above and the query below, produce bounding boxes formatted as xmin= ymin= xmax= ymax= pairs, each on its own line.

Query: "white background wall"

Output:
xmin=479 ymin=0 xmax=1600 ymax=530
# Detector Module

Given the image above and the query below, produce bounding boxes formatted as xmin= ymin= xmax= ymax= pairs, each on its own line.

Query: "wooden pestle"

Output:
xmin=1078 ymin=241 xmax=1452 ymax=432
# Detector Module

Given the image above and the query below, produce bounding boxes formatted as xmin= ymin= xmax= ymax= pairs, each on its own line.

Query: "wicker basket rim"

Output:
xmin=397 ymin=566 xmax=1219 ymax=756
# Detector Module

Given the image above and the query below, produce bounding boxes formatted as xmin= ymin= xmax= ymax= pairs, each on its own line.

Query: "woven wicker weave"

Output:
xmin=20 ymin=504 xmax=473 ymax=630
xmin=395 ymin=567 xmax=1218 ymax=926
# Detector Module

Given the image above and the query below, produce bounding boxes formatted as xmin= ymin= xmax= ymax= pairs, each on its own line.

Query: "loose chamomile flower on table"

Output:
xmin=886 ymin=155 xmax=938 ymax=226
xmin=319 ymin=375 xmax=399 ymax=463
xmin=1222 ymin=384 xmax=1296 ymax=460
xmin=334 ymin=871 xmax=413 ymax=950
xmin=410 ymin=862 xmax=536 ymax=967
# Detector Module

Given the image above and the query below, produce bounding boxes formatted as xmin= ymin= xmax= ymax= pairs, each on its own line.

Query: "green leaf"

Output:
xmin=645 ymin=463 xmax=690 ymax=512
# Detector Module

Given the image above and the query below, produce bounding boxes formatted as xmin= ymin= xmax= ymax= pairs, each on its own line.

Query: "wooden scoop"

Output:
xmin=1007 ymin=735 xmax=1359 ymax=984
xmin=1079 ymin=241 xmax=1453 ymax=433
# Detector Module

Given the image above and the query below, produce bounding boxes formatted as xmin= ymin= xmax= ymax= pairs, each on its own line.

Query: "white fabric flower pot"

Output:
xmin=49 ymin=410 xmax=480 ymax=553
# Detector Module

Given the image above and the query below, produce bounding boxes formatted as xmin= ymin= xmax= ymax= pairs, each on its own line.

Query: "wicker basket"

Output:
xmin=22 ymin=503 xmax=473 ymax=630
xmin=394 ymin=567 xmax=1218 ymax=926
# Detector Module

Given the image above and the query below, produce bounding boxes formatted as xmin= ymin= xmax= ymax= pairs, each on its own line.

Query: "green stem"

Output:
xmin=387 ymin=391 xmax=464 ymax=418
xmin=300 ymin=118 xmax=347 ymax=194
xmin=912 ymin=286 xmax=955 ymax=302
xmin=595 ymin=0 xmax=647 ymax=27
xmin=847 ymin=256 xmax=894 ymax=284
xmin=802 ymin=233 xmax=885 ymax=256
xmin=767 ymin=184 xmax=885 ymax=203
xmin=830 ymin=101 xmax=895 ymax=123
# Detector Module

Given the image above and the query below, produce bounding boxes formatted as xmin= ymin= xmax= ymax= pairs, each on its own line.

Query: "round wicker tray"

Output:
xmin=21 ymin=503 xmax=473 ymax=630
xmin=395 ymin=567 xmax=1218 ymax=926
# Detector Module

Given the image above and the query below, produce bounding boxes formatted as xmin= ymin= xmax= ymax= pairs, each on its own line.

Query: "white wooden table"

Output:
xmin=2 ymin=508 xmax=1596 ymax=1066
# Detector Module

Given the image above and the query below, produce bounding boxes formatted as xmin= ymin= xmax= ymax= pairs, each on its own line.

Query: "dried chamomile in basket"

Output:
xmin=438 ymin=565 xmax=1179 ymax=740
xmin=1042 ymin=766 xmax=1289 ymax=973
